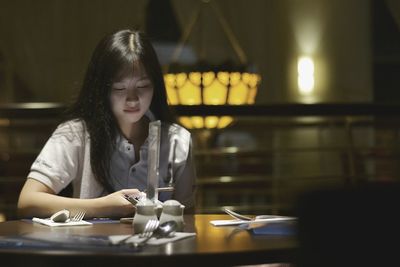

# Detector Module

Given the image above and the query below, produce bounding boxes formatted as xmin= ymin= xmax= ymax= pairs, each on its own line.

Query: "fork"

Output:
xmin=134 ymin=219 xmax=159 ymax=247
xmin=116 ymin=219 xmax=159 ymax=245
xmin=139 ymin=219 xmax=159 ymax=238
xmin=70 ymin=210 xmax=86 ymax=222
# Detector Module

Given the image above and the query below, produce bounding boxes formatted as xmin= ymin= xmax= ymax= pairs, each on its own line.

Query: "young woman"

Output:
xmin=17 ymin=29 xmax=196 ymax=219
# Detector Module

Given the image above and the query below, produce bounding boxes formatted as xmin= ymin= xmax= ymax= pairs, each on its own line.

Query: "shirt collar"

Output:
xmin=145 ymin=110 xmax=156 ymax=122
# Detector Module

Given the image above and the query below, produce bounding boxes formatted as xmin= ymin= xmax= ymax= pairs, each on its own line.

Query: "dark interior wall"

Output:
xmin=373 ymin=0 xmax=400 ymax=103
xmin=0 ymin=0 xmax=379 ymax=104
xmin=172 ymin=0 xmax=373 ymax=103
xmin=0 ymin=0 xmax=147 ymax=103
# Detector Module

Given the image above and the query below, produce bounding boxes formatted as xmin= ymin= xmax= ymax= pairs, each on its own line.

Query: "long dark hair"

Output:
xmin=64 ymin=29 xmax=174 ymax=193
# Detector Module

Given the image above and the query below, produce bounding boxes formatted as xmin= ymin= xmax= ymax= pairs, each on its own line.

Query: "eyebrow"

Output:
xmin=136 ymin=78 xmax=152 ymax=86
xmin=112 ymin=77 xmax=150 ymax=83
xmin=137 ymin=77 xmax=151 ymax=82
xmin=111 ymin=78 xmax=152 ymax=88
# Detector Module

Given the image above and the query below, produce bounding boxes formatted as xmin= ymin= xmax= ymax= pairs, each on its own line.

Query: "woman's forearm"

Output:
xmin=17 ymin=191 xmax=104 ymax=219
xmin=17 ymin=178 xmax=137 ymax=219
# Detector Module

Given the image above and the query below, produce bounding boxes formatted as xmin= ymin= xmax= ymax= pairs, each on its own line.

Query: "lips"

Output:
xmin=124 ymin=107 xmax=140 ymax=112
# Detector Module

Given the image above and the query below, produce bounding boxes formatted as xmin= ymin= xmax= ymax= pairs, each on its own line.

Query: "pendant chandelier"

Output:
xmin=164 ymin=0 xmax=261 ymax=129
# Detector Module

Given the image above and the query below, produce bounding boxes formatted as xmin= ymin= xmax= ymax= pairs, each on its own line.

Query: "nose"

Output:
xmin=125 ymin=90 xmax=139 ymax=109
xmin=126 ymin=88 xmax=139 ymax=101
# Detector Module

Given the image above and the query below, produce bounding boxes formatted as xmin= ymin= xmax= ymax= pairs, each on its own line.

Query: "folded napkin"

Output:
xmin=32 ymin=217 xmax=93 ymax=227
xmin=210 ymin=216 xmax=296 ymax=227
xmin=109 ymin=232 xmax=196 ymax=246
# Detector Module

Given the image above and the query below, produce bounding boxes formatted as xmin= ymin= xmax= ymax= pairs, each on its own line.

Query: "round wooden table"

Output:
xmin=0 ymin=214 xmax=297 ymax=266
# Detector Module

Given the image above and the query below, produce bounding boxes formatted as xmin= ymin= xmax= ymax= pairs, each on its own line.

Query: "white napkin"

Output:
xmin=210 ymin=216 xmax=296 ymax=227
xmin=109 ymin=232 xmax=196 ymax=246
xmin=32 ymin=217 xmax=93 ymax=227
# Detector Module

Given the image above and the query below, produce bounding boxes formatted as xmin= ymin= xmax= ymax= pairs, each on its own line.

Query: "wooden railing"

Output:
xmin=1 ymin=102 xmax=400 ymax=218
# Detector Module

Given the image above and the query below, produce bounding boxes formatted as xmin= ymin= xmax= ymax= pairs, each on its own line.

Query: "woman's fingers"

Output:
xmin=121 ymin=188 xmax=141 ymax=196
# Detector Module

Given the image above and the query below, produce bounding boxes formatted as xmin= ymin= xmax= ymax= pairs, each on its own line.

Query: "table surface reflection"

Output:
xmin=0 ymin=214 xmax=297 ymax=267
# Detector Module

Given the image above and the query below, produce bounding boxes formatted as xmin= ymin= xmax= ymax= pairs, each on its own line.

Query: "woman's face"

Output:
xmin=110 ymin=62 xmax=154 ymax=127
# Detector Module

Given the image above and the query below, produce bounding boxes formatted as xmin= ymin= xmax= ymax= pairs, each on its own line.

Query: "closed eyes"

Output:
xmin=112 ymin=84 xmax=151 ymax=91
xmin=137 ymin=82 xmax=152 ymax=88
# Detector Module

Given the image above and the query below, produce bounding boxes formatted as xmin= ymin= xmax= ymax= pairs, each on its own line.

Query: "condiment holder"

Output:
xmin=133 ymin=199 xmax=158 ymax=233
xmin=159 ymin=200 xmax=185 ymax=231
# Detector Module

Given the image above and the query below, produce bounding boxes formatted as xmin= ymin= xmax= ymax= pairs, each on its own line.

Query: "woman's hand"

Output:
xmin=97 ymin=189 xmax=141 ymax=218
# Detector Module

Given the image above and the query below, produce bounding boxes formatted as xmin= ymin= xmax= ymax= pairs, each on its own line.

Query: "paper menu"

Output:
xmin=210 ymin=216 xmax=296 ymax=227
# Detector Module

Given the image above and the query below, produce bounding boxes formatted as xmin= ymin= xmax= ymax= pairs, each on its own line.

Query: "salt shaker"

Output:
xmin=133 ymin=199 xmax=158 ymax=233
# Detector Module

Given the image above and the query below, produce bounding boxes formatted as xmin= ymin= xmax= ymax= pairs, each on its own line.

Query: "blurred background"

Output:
xmin=1 ymin=0 xmax=400 ymax=221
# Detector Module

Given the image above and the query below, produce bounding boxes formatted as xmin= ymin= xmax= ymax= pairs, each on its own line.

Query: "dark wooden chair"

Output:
xmin=295 ymin=181 xmax=400 ymax=267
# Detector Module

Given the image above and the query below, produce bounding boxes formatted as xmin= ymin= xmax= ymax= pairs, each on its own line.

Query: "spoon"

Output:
xmin=223 ymin=208 xmax=253 ymax=221
xmin=224 ymin=208 xmax=280 ymax=221
xmin=50 ymin=209 xmax=70 ymax=223
xmin=134 ymin=220 xmax=178 ymax=247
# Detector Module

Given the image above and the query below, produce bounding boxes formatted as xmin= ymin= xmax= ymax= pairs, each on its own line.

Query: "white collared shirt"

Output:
xmin=28 ymin=118 xmax=196 ymax=208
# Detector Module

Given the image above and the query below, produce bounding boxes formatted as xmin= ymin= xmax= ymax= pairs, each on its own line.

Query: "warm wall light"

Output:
xmin=297 ymin=56 xmax=314 ymax=95
xmin=164 ymin=71 xmax=260 ymax=129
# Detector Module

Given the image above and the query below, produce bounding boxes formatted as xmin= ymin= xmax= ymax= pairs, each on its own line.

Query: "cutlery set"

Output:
xmin=49 ymin=209 xmax=86 ymax=223
xmin=116 ymin=219 xmax=178 ymax=247
xmin=32 ymin=209 xmax=89 ymax=227
xmin=210 ymin=208 xmax=296 ymax=227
